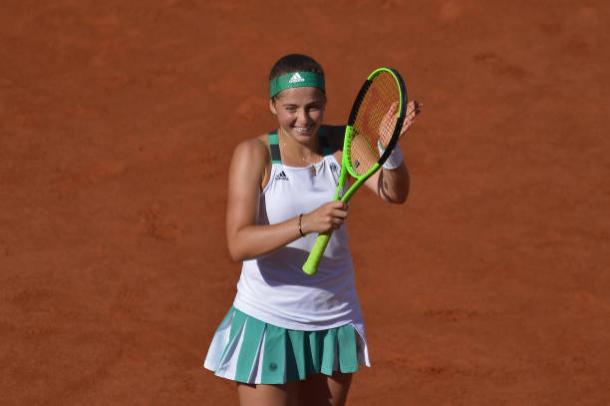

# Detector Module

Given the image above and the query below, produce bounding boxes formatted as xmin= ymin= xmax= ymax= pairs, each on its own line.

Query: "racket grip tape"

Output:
xmin=302 ymin=233 xmax=333 ymax=276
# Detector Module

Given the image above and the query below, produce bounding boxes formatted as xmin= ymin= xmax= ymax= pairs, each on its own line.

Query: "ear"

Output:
xmin=269 ymin=99 xmax=277 ymax=115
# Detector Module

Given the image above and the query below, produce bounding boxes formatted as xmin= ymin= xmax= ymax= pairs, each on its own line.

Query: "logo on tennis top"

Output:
xmin=275 ymin=170 xmax=289 ymax=181
xmin=329 ymin=163 xmax=339 ymax=173
xmin=288 ymin=73 xmax=305 ymax=84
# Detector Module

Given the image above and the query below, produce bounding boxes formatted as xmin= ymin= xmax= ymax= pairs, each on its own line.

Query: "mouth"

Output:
xmin=292 ymin=126 xmax=314 ymax=135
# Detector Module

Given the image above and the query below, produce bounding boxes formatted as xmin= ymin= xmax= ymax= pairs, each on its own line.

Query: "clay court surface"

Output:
xmin=1 ymin=1 xmax=608 ymax=404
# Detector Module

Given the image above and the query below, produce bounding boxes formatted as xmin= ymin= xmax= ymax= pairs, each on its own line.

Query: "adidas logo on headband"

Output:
xmin=288 ymin=73 xmax=306 ymax=83
xmin=269 ymin=71 xmax=324 ymax=98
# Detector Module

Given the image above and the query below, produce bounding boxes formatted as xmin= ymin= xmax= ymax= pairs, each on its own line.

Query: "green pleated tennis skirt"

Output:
xmin=203 ymin=306 xmax=370 ymax=384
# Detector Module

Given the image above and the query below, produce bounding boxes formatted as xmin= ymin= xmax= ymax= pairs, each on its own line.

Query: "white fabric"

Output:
xmin=204 ymin=312 xmax=242 ymax=379
xmin=252 ymin=328 xmax=268 ymax=383
xmin=233 ymin=154 xmax=365 ymax=332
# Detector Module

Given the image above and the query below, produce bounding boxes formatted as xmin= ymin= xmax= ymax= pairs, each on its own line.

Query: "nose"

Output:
xmin=296 ymin=108 xmax=310 ymax=126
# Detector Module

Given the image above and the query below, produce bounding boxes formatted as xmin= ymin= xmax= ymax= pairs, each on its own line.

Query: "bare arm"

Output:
xmin=364 ymin=163 xmax=410 ymax=204
xmin=226 ymin=138 xmax=348 ymax=262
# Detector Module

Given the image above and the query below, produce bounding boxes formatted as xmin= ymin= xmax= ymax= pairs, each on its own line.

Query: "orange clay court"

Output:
xmin=1 ymin=1 xmax=608 ymax=404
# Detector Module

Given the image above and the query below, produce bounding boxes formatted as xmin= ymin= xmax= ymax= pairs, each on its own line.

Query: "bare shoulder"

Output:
xmin=229 ymin=135 xmax=271 ymax=190
xmin=232 ymin=135 xmax=269 ymax=164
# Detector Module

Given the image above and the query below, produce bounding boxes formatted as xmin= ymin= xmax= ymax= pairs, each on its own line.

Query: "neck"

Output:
xmin=279 ymin=127 xmax=320 ymax=164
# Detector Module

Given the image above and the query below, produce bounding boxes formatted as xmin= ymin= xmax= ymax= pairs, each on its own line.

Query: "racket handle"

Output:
xmin=302 ymin=232 xmax=333 ymax=276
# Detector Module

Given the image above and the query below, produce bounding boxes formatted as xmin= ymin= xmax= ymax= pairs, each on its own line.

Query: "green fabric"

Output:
xmin=268 ymin=126 xmax=332 ymax=166
xmin=261 ymin=324 xmax=286 ymax=384
xmin=268 ymin=131 xmax=279 ymax=145
xmin=306 ymin=329 xmax=324 ymax=374
xmin=235 ymin=317 xmax=265 ymax=382
xmin=287 ymin=329 xmax=306 ymax=380
xmin=228 ymin=308 xmax=247 ymax=339
xmin=222 ymin=307 xmax=361 ymax=384
xmin=318 ymin=126 xmax=332 ymax=156
xmin=269 ymin=71 xmax=325 ymax=98
xmin=217 ymin=308 xmax=246 ymax=366
xmin=338 ymin=324 xmax=358 ymax=372
xmin=267 ymin=131 xmax=281 ymax=163
xmin=320 ymin=328 xmax=337 ymax=375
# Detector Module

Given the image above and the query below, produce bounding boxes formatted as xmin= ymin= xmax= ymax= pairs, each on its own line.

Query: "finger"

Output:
xmin=329 ymin=201 xmax=347 ymax=210
xmin=331 ymin=218 xmax=345 ymax=227
xmin=412 ymin=100 xmax=422 ymax=114
xmin=383 ymin=102 xmax=399 ymax=124
xmin=335 ymin=201 xmax=349 ymax=209
xmin=331 ymin=209 xmax=348 ymax=219
xmin=331 ymin=217 xmax=344 ymax=226
xmin=407 ymin=101 xmax=420 ymax=115
xmin=404 ymin=101 xmax=422 ymax=122
xmin=402 ymin=114 xmax=415 ymax=128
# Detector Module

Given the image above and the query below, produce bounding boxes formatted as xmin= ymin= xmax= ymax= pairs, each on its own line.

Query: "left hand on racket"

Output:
xmin=400 ymin=100 xmax=422 ymax=135
xmin=379 ymin=100 xmax=422 ymax=148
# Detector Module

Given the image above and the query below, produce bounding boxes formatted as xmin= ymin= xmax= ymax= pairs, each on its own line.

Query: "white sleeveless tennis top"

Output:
xmin=233 ymin=128 xmax=364 ymax=331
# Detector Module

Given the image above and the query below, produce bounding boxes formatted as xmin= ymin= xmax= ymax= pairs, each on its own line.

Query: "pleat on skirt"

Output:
xmin=203 ymin=306 xmax=370 ymax=384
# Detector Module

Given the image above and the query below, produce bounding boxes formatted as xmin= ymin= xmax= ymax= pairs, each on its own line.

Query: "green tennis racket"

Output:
xmin=302 ymin=67 xmax=407 ymax=276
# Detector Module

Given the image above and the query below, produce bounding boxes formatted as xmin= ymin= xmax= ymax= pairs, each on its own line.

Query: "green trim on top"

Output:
xmin=267 ymin=127 xmax=333 ymax=165
xmin=317 ymin=126 xmax=332 ymax=156
xmin=268 ymin=131 xmax=279 ymax=145
xmin=268 ymin=131 xmax=281 ymax=163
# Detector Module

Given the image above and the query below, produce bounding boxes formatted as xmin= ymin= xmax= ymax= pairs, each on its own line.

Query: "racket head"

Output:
xmin=303 ymin=68 xmax=407 ymax=276
xmin=343 ymin=68 xmax=407 ymax=181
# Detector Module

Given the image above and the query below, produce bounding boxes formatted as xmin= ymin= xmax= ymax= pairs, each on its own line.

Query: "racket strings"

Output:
xmin=349 ymin=72 xmax=400 ymax=176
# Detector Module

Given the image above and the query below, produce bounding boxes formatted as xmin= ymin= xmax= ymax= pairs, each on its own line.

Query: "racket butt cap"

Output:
xmin=301 ymin=233 xmax=332 ymax=276
xmin=302 ymin=261 xmax=319 ymax=276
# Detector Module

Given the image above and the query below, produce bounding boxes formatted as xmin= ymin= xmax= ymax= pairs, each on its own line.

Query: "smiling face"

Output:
xmin=269 ymin=87 xmax=326 ymax=143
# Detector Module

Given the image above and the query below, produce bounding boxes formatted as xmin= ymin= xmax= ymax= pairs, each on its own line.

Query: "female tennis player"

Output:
xmin=204 ymin=54 xmax=421 ymax=405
